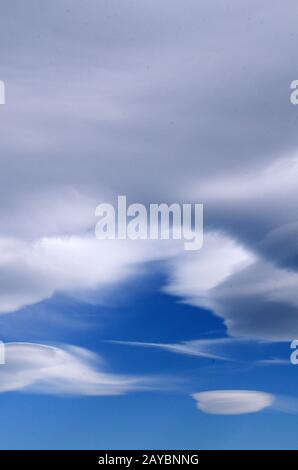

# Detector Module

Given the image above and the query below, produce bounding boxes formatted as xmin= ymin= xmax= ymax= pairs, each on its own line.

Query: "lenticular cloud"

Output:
xmin=192 ymin=390 xmax=275 ymax=415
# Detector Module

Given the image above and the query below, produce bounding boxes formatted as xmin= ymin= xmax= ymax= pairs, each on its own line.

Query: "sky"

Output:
xmin=0 ymin=0 xmax=298 ymax=449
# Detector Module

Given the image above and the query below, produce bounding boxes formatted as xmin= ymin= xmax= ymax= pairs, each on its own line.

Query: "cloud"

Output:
xmin=164 ymin=230 xmax=298 ymax=341
xmin=256 ymin=358 xmax=290 ymax=366
xmin=164 ymin=231 xmax=255 ymax=310
xmin=1 ymin=0 xmax=298 ymax=224
xmin=0 ymin=235 xmax=182 ymax=314
xmin=112 ymin=338 xmax=291 ymax=366
xmin=111 ymin=338 xmax=234 ymax=361
xmin=0 ymin=1 xmax=298 ymax=350
xmin=0 ymin=342 xmax=152 ymax=395
xmin=192 ymin=390 xmax=274 ymax=415
xmin=198 ymin=155 xmax=298 ymax=267
xmin=210 ymin=260 xmax=298 ymax=341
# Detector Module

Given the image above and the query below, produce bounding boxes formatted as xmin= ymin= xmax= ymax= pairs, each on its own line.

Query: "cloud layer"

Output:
xmin=0 ymin=0 xmax=298 ymax=384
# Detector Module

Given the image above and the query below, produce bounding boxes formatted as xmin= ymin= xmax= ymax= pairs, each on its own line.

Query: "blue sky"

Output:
xmin=0 ymin=271 xmax=297 ymax=449
xmin=1 ymin=0 xmax=298 ymax=449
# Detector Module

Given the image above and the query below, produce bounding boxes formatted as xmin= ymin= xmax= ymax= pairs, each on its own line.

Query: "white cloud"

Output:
xmin=112 ymin=338 xmax=237 ymax=361
xmin=0 ymin=342 xmax=151 ymax=395
xmin=198 ymin=156 xmax=298 ymax=203
xmin=164 ymin=230 xmax=298 ymax=341
xmin=192 ymin=390 xmax=274 ymax=415
xmin=164 ymin=231 xmax=255 ymax=309
xmin=113 ymin=338 xmax=291 ymax=365
xmin=0 ymin=235 xmax=183 ymax=314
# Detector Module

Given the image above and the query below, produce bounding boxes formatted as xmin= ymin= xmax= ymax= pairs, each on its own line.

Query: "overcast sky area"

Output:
xmin=1 ymin=0 xmax=298 ymax=449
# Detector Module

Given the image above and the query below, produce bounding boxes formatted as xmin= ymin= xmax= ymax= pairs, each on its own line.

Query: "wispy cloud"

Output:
xmin=0 ymin=342 xmax=156 ymax=396
xmin=112 ymin=337 xmax=290 ymax=367
xmin=111 ymin=337 xmax=242 ymax=362
xmin=256 ymin=358 xmax=291 ymax=366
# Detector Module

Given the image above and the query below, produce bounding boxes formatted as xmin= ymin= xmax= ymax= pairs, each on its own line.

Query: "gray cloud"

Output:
xmin=0 ymin=1 xmax=298 ymax=342
xmin=1 ymin=1 xmax=298 ymax=218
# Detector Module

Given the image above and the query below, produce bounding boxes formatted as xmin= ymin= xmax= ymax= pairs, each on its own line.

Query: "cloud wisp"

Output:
xmin=111 ymin=338 xmax=238 ymax=362
xmin=0 ymin=342 xmax=155 ymax=396
xmin=112 ymin=337 xmax=291 ymax=368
